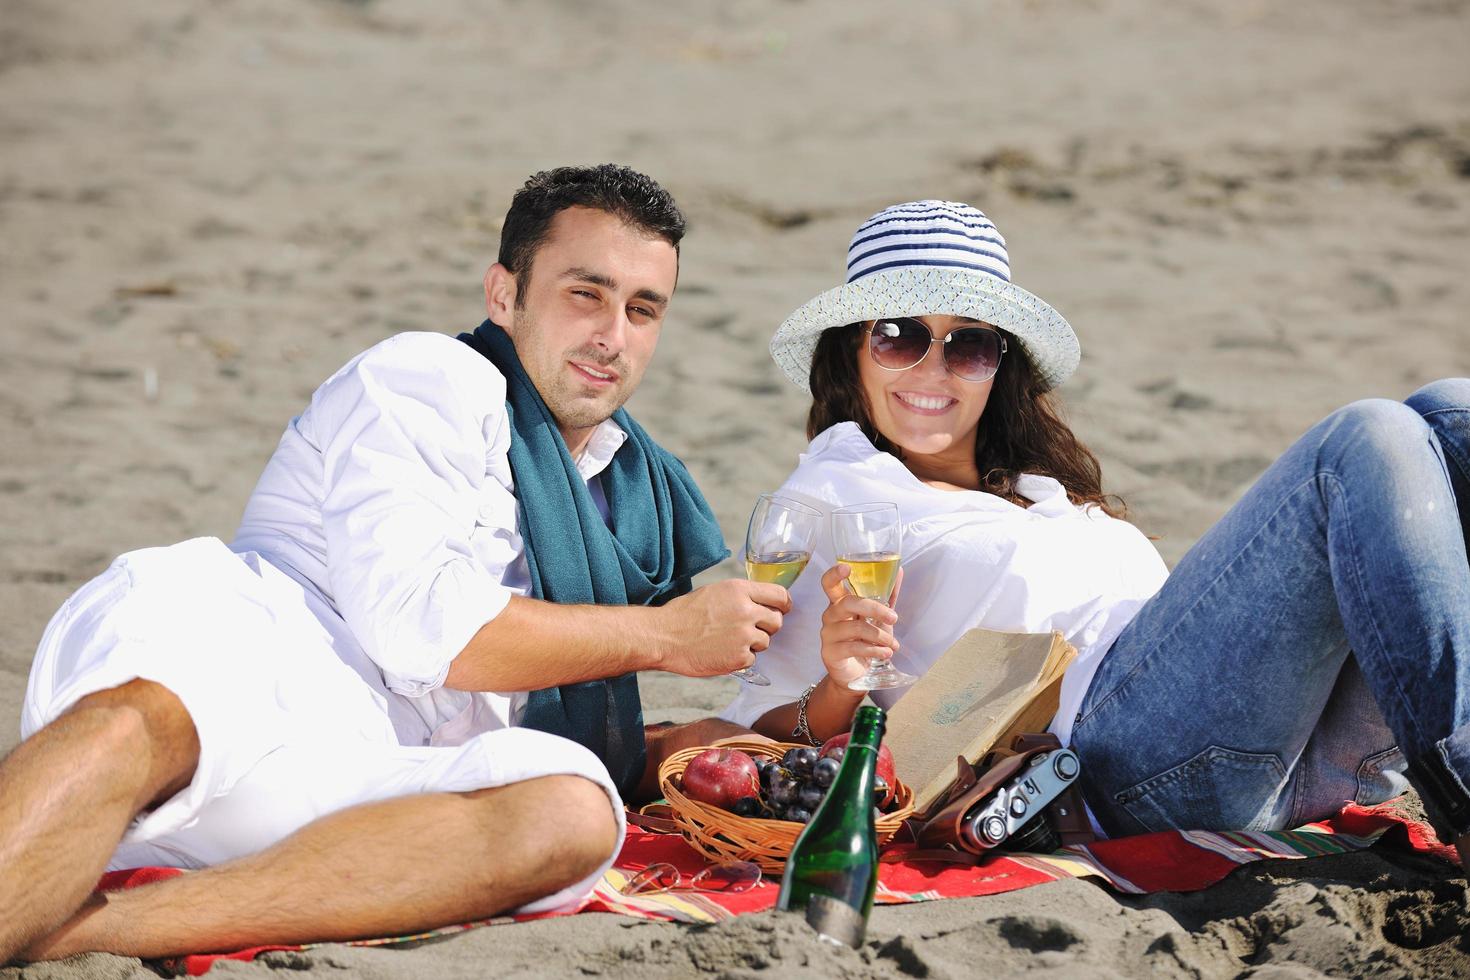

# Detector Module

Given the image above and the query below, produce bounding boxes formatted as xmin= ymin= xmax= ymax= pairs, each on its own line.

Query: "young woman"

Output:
xmin=723 ymin=200 xmax=1470 ymax=868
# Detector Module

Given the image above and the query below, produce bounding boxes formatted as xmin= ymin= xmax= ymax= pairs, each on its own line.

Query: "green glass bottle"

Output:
xmin=777 ymin=704 xmax=885 ymax=947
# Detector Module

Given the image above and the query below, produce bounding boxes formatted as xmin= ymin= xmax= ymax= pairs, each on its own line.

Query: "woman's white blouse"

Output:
xmin=720 ymin=422 xmax=1170 ymax=746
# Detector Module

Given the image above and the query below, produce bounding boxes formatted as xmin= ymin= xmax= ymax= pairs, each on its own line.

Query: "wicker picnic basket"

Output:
xmin=657 ymin=737 xmax=915 ymax=875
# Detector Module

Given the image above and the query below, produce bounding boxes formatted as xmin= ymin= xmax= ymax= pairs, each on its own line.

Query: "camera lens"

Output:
xmin=981 ymin=815 xmax=1007 ymax=843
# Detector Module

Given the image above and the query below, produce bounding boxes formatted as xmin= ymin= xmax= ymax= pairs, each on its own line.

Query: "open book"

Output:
xmin=884 ymin=629 xmax=1076 ymax=818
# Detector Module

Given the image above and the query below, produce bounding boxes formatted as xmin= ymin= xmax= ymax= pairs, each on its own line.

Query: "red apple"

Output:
xmin=820 ymin=733 xmax=898 ymax=804
xmin=681 ymin=748 xmax=761 ymax=811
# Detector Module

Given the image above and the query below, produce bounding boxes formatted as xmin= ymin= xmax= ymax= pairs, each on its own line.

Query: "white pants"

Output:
xmin=22 ymin=537 xmax=625 ymax=914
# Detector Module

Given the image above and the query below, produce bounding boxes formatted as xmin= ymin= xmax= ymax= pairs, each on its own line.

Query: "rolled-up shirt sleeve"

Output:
xmin=308 ymin=333 xmax=513 ymax=696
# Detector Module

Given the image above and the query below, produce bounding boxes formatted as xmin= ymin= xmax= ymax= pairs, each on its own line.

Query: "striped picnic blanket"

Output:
xmin=103 ymin=801 xmax=1454 ymax=976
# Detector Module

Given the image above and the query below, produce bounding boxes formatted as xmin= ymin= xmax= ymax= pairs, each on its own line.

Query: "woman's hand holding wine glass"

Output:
xmin=830 ymin=502 xmax=916 ymax=691
xmin=817 ymin=563 xmax=903 ymax=688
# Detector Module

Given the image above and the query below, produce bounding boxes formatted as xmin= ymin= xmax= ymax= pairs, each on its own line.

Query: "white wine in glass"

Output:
xmin=832 ymin=503 xmax=917 ymax=691
xmin=734 ymin=494 xmax=822 ymax=686
xmin=745 ymin=551 xmax=811 ymax=589
xmin=839 ymin=551 xmax=900 ymax=603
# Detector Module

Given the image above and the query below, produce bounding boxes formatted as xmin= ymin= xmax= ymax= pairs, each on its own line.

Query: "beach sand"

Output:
xmin=2 ymin=1 xmax=1468 ymax=976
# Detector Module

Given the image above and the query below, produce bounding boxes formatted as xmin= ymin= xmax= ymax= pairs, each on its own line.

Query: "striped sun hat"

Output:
xmin=769 ymin=200 xmax=1079 ymax=392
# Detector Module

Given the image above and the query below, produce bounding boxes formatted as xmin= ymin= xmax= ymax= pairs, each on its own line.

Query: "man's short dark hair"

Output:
xmin=498 ymin=165 xmax=686 ymax=304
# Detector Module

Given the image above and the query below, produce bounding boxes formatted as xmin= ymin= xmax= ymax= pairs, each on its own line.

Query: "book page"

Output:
xmin=884 ymin=630 xmax=1067 ymax=816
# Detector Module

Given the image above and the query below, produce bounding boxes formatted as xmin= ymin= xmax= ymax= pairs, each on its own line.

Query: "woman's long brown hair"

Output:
xmin=806 ymin=323 xmax=1125 ymax=518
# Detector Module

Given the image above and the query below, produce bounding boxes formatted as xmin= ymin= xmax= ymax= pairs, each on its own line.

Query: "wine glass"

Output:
xmin=831 ymin=502 xmax=916 ymax=691
xmin=733 ymin=493 xmax=822 ymax=686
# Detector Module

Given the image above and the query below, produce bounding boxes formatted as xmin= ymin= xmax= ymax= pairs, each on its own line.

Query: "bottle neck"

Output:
xmin=848 ymin=706 xmax=885 ymax=754
xmin=829 ymin=706 xmax=885 ymax=799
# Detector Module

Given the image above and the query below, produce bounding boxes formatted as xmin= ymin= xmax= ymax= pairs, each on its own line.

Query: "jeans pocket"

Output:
xmin=1115 ymin=745 xmax=1289 ymax=833
xmin=1354 ymin=745 xmax=1407 ymax=806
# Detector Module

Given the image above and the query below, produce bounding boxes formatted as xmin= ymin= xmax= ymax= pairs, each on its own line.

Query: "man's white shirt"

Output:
xmin=232 ymin=331 xmax=626 ymax=747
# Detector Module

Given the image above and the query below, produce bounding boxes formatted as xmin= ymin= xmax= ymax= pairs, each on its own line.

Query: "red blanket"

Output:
xmin=96 ymin=801 xmax=1455 ymax=976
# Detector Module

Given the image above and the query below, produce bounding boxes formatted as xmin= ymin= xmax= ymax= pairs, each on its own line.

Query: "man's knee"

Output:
xmin=538 ymin=774 xmax=620 ymax=878
xmin=60 ymin=679 xmax=199 ymax=803
xmin=67 ymin=679 xmax=194 ymax=744
xmin=477 ymin=773 xmax=619 ymax=889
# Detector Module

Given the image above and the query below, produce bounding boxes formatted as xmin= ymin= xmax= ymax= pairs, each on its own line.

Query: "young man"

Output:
xmin=0 ymin=165 xmax=790 ymax=962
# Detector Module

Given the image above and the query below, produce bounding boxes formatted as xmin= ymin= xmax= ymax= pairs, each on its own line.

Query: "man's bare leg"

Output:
xmin=0 ymin=679 xmax=199 ymax=963
xmin=21 ymin=772 xmax=619 ymax=960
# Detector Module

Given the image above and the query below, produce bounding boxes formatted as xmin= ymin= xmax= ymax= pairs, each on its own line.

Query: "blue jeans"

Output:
xmin=1071 ymin=379 xmax=1470 ymax=842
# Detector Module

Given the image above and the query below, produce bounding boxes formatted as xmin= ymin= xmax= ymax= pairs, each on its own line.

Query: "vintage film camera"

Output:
xmin=906 ymin=733 xmax=1094 ymax=863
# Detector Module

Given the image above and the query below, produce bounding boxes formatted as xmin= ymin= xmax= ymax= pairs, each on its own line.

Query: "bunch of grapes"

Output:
xmin=728 ymin=746 xmax=891 ymax=823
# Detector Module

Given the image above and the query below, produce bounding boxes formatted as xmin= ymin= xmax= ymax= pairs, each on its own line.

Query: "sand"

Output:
xmin=2 ymin=0 xmax=1469 ymax=976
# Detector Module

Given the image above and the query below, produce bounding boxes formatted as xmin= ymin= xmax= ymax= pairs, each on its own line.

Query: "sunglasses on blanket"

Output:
xmin=618 ymin=860 xmax=762 ymax=896
xmin=865 ymin=318 xmax=1008 ymax=383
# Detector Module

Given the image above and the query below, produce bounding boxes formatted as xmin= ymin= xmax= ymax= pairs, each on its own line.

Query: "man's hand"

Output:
xmin=654 ymin=579 xmax=791 ymax=677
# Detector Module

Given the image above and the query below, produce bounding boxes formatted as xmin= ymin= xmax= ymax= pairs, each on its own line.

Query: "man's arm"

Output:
xmin=442 ymin=579 xmax=792 ymax=691
xmin=312 ymin=335 xmax=524 ymax=697
xmin=307 ymin=335 xmax=790 ymax=698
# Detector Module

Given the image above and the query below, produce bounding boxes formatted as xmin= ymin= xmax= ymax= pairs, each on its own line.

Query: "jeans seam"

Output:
xmin=1415 ymin=405 xmax=1470 ymax=467
xmin=1116 ymin=745 xmax=1287 ymax=803
xmin=1320 ymin=470 xmax=1435 ymax=758
xmin=1427 ymin=424 xmax=1470 ymax=488
xmin=1435 ymin=740 xmax=1470 ymax=802
xmin=1354 ymin=745 xmax=1401 ymax=804
xmin=1117 ymin=745 xmax=1288 ymax=832
xmin=1416 ymin=407 xmax=1470 ymax=421
xmin=1076 ymin=473 xmax=1324 ymax=728
xmin=1287 ymin=744 xmax=1311 ymax=827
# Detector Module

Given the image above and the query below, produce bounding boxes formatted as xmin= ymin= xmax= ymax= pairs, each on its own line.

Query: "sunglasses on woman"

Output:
xmin=865 ymin=317 xmax=1007 ymax=383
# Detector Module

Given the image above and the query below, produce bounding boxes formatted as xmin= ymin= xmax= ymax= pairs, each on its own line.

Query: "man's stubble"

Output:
xmin=511 ymin=304 xmax=636 ymax=434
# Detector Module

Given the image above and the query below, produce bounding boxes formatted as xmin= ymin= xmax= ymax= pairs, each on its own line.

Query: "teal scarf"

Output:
xmin=458 ymin=320 xmax=729 ymax=798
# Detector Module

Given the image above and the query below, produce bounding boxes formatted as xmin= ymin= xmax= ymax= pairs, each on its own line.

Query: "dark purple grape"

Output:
xmin=785 ymin=806 xmax=814 ymax=823
xmin=873 ymin=775 xmax=890 ymax=798
xmin=798 ymin=784 xmax=825 ymax=810
xmin=812 ymin=756 xmax=840 ymax=787
xmin=792 ymin=747 xmax=818 ymax=776
xmin=761 ymin=766 xmax=792 ymax=806
xmin=825 ymin=745 xmax=846 ymax=764
xmin=781 ymin=747 xmax=805 ymax=770
xmin=769 ymin=774 xmax=799 ymax=807
xmin=732 ymin=796 xmax=761 ymax=818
